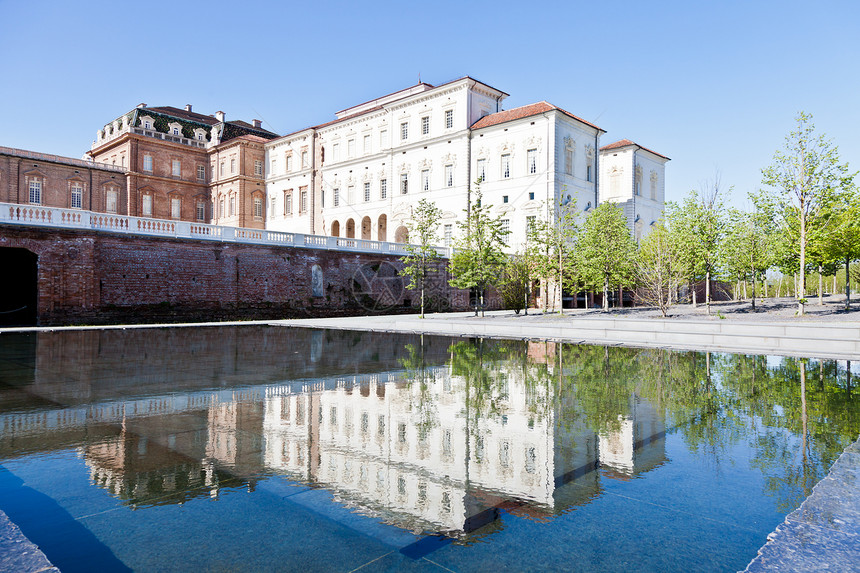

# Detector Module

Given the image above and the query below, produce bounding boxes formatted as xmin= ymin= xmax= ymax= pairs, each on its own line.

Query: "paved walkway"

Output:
xmin=270 ymin=306 xmax=860 ymax=360
xmin=744 ymin=437 xmax=860 ymax=572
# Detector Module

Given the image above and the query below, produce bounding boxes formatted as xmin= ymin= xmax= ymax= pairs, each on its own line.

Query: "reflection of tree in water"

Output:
xmin=443 ymin=339 xmax=860 ymax=515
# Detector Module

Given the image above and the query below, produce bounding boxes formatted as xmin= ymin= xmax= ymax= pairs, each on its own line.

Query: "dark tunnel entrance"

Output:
xmin=0 ymin=247 xmax=38 ymax=326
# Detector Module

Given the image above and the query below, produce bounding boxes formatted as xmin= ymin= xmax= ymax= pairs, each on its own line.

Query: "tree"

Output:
xmin=762 ymin=112 xmax=854 ymax=315
xmin=498 ymin=253 xmax=532 ymax=314
xmin=526 ymin=199 xmax=580 ymax=313
xmin=666 ymin=177 xmax=727 ymax=314
xmin=400 ymin=199 xmax=442 ymax=318
xmin=720 ymin=195 xmax=775 ymax=310
xmin=824 ymin=185 xmax=860 ymax=309
xmin=448 ymin=184 xmax=509 ymax=316
xmin=578 ymin=202 xmax=637 ymax=310
xmin=636 ymin=221 xmax=684 ymax=317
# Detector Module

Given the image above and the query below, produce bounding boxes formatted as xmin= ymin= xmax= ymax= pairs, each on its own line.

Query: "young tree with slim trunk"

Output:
xmin=720 ymin=196 xmax=775 ymax=311
xmin=526 ymin=199 xmax=580 ymax=313
xmin=636 ymin=221 xmax=684 ymax=317
xmin=449 ymin=185 xmax=509 ymax=317
xmin=578 ymin=202 xmax=637 ymax=310
xmin=400 ymin=199 xmax=443 ymax=318
xmin=824 ymin=186 xmax=860 ymax=309
xmin=761 ymin=112 xmax=853 ymax=315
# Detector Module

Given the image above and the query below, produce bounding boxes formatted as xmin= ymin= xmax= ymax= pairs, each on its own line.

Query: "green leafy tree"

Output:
xmin=762 ymin=112 xmax=854 ymax=314
xmin=498 ymin=253 xmax=532 ymax=314
xmin=636 ymin=221 xmax=684 ymax=317
xmin=666 ymin=180 xmax=726 ymax=314
xmin=720 ymin=195 xmax=775 ymax=310
xmin=578 ymin=202 xmax=637 ymax=310
xmin=526 ymin=199 xmax=580 ymax=313
xmin=400 ymin=199 xmax=443 ymax=318
xmin=449 ymin=184 xmax=509 ymax=316
xmin=825 ymin=188 xmax=860 ymax=308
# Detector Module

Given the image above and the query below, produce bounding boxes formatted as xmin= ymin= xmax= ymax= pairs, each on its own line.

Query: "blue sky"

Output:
xmin=1 ymin=0 xmax=857 ymax=208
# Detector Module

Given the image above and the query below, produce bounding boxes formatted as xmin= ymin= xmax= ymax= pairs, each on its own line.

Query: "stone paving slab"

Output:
xmin=744 ymin=439 xmax=860 ymax=572
xmin=0 ymin=510 xmax=58 ymax=573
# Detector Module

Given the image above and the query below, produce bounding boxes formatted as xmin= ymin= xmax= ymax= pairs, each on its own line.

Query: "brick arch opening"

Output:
xmin=331 ymin=220 xmax=340 ymax=237
xmin=377 ymin=214 xmax=387 ymax=242
xmin=361 ymin=216 xmax=371 ymax=240
xmin=394 ymin=225 xmax=409 ymax=244
xmin=0 ymin=247 xmax=38 ymax=326
xmin=346 ymin=218 xmax=355 ymax=239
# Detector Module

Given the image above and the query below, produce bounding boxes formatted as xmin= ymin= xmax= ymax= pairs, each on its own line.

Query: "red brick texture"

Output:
xmin=0 ymin=225 xmax=478 ymax=325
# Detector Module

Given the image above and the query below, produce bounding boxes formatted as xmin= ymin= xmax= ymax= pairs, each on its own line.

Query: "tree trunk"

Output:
xmin=743 ymin=280 xmax=748 ymax=300
xmin=763 ymin=277 xmax=768 ymax=299
xmin=603 ymin=276 xmax=609 ymax=311
xmin=751 ymin=273 xmax=757 ymax=311
xmin=847 ymin=257 xmax=852 ymax=310
xmin=692 ymin=283 xmax=697 ymax=307
xmin=776 ymin=277 xmax=782 ymax=298
xmin=799 ymin=209 xmax=806 ymax=315
xmin=706 ymin=270 xmax=712 ymax=315
xmin=818 ymin=264 xmax=824 ymax=306
xmin=832 ymin=274 xmax=837 ymax=297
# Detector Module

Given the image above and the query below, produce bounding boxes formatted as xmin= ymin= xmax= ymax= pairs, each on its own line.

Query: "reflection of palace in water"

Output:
xmin=0 ymin=330 xmax=666 ymax=537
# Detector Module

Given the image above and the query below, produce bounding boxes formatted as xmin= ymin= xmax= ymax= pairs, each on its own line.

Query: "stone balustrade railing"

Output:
xmin=0 ymin=202 xmax=450 ymax=258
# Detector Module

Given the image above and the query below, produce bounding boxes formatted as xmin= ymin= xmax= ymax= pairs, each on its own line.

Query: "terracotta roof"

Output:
xmin=600 ymin=139 xmax=670 ymax=160
xmin=470 ymin=101 xmax=604 ymax=132
xmin=143 ymin=106 xmax=218 ymax=126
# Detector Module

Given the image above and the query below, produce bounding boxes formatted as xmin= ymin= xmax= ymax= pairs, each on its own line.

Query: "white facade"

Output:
xmin=599 ymin=140 xmax=670 ymax=241
xmin=264 ymin=78 xmax=667 ymax=248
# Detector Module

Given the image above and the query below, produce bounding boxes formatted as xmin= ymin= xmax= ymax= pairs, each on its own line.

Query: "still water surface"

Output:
xmin=0 ymin=326 xmax=858 ymax=572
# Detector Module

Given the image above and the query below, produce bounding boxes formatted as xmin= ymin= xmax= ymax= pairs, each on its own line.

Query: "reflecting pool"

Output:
xmin=0 ymin=327 xmax=858 ymax=572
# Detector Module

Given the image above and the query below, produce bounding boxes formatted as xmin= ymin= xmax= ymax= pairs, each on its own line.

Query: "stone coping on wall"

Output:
xmin=0 ymin=202 xmax=449 ymax=258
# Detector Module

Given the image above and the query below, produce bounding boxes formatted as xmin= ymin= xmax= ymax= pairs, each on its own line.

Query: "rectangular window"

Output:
xmin=254 ymin=197 xmax=263 ymax=219
xmin=285 ymin=191 xmax=293 ymax=214
xmin=363 ymin=134 xmax=371 ymax=154
xmin=526 ymin=215 xmax=536 ymax=236
xmin=651 ymin=176 xmax=658 ymax=200
xmin=444 ymin=224 xmax=452 ymax=247
xmin=364 ymin=182 xmax=370 ymax=202
xmin=503 ymin=195 xmax=508 ymax=204
xmin=529 ymin=191 xmax=535 ymax=200
xmin=254 ymin=160 xmax=263 ymax=177
xmin=587 ymin=164 xmax=593 ymax=182
xmin=400 ymin=173 xmax=408 ymax=194
xmin=172 ymin=159 xmax=181 ymax=177
xmin=565 ymin=148 xmax=573 ymax=175
xmin=230 ymin=158 xmax=236 ymax=174
xmin=121 ymin=155 xmax=126 ymax=167
xmin=143 ymin=155 xmax=153 ymax=172
xmin=271 ymin=158 xmax=278 ymax=175
xmin=380 ymin=179 xmax=387 ymax=199
xmin=171 ymin=197 xmax=181 ymax=218
xmin=197 ymin=201 xmax=206 ymax=221
xmin=270 ymin=196 xmax=276 ymax=216
xmin=477 ymin=158 xmax=486 ymax=182
xmin=445 ymin=109 xmax=453 ymax=129
xmin=301 ymin=150 xmax=308 ymax=167
xmin=421 ymin=169 xmax=430 ymax=191
xmin=229 ymin=196 xmax=235 ymax=217
xmin=219 ymin=198 xmax=224 ymax=218
xmin=300 ymin=187 xmax=308 ymax=213
xmin=142 ymin=194 xmax=152 ymax=217
xmin=219 ymin=162 xmax=225 ymax=176
xmin=445 ymin=164 xmax=453 ymax=187
xmin=70 ymin=183 xmax=82 ymax=209
xmin=333 ymin=188 xmax=339 ymax=207
xmin=501 ymin=218 xmax=510 ymax=245
xmin=106 ymin=190 xmax=118 ymax=213
xmin=421 ymin=116 xmax=429 ymax=136
xmin=347 ymin=185 xmax=354 ymax=205
xmin=528 ymin=148 xmax=537 ymax=174
xmin=348 ymin=139 xmax=355 ymax=158
xmin=332 ymin=143 xmax=340 ymax=162
xmin=197 ymin=165 xmax=206 ymax=182
xmin=501 ymin=154 xmax=511 ymax=178
xmin=380 ymin=129 xmax=388 ymax=148
xmin=286 ymin=154 xmax=293 ymax=172
xmin=400 ymin=122 xmax=408 ymax=141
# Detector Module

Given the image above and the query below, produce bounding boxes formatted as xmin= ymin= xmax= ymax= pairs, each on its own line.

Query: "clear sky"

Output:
xmin=1 ymin=0 xmax=857 ymax=208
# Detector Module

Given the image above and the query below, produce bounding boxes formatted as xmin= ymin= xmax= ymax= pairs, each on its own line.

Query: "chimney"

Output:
xmin=185 ymin=104 xmax=193 ymax=112
xmin=137 ymin=103 xmax=147 ymax=109
xmin=215 ymin=111 xmax=225 ymax=122
xmin=252 ymin=119 xmax=261 ymax=129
